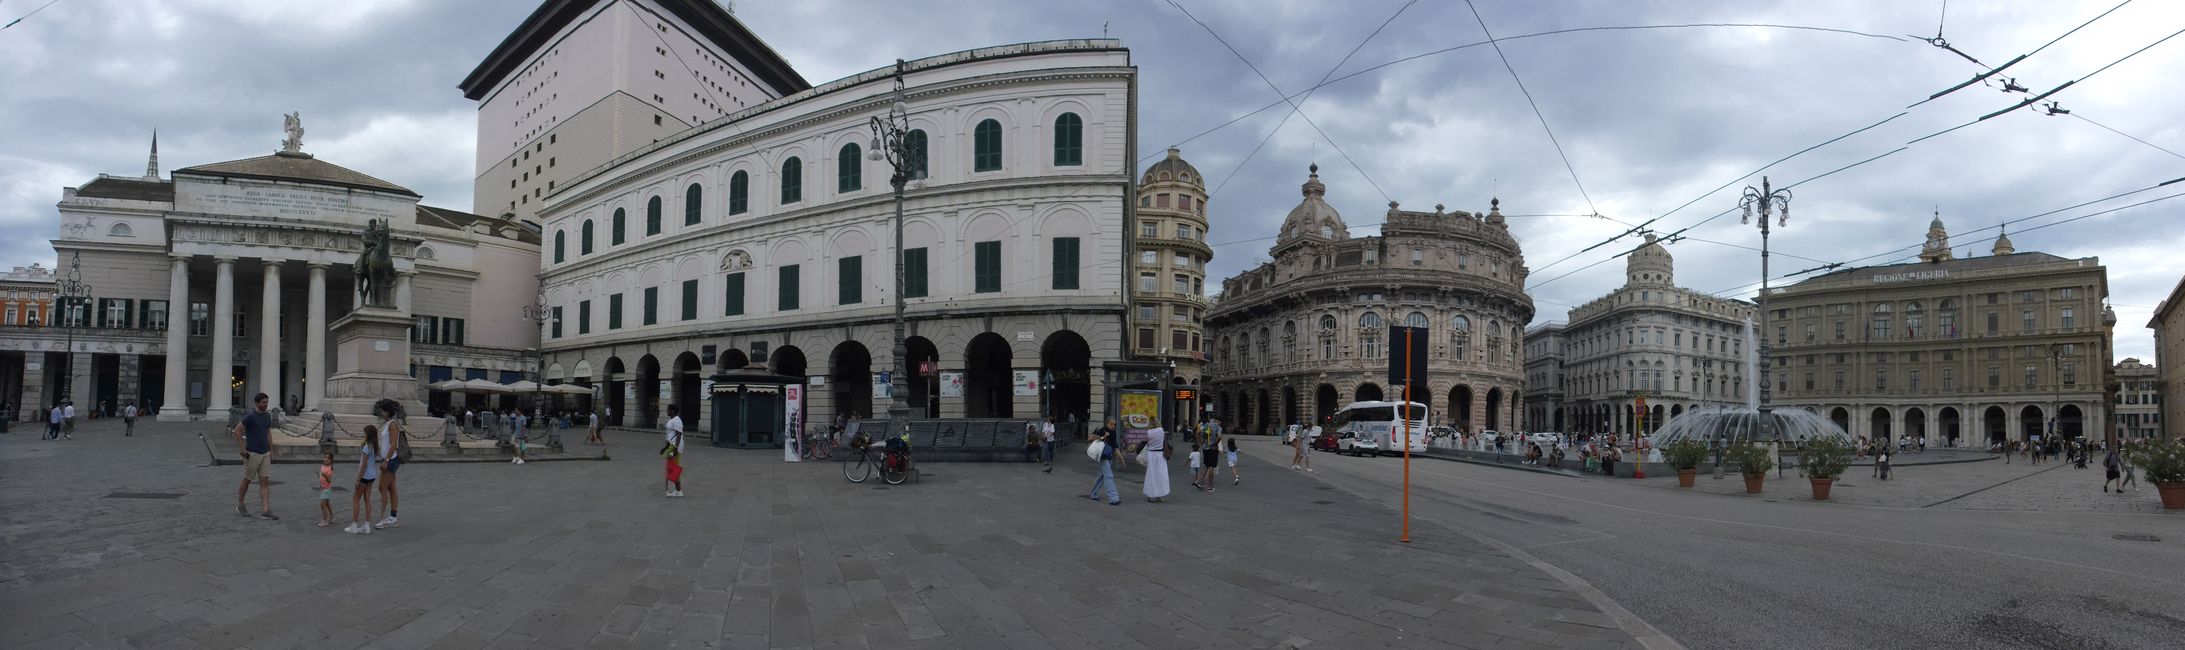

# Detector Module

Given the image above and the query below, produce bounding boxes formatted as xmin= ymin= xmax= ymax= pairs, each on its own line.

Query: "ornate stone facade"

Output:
xmin=2113 ymin=357 xmax=2162 ymax=440
xmin=1548 ymin=234 xmax=1757 ymax=436
xmin=1205 ymin=166 xmax=1532 ymax=436
xmin=1129 ymin=148 xmax=1213 ymax=388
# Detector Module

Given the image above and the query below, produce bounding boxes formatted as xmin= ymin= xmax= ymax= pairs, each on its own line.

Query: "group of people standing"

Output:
xmin=227 ymin=393 xmax=407 ymax=533
xmin=1083 ymin=417 xmax=1238 ymax=505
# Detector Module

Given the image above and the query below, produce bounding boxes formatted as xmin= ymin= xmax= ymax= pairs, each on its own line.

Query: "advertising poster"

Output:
xmin=939 ymin=372 xmax=965 ymax=397
xmin=873 ymin=371 xmax=892 ymax=400
xmin=1117 ymin=389 xmax=1161 ymax=450
xmin=1013 ymin=370 xmax=1040 ymax=396
xmin=783 ymin=384 xmax=804 ymax=462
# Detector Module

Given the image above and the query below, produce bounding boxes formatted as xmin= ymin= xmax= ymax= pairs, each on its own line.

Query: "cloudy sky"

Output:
xmin=3 ymin=0 xmax=2180 ymax=358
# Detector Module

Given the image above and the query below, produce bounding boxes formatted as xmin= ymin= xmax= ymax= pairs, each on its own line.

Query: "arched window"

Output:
xmin=108 ymin=222 xmax=133 ymax=237
xmin=1487 ymin=320 xmax=1502 ymax=363
xmin=1320 ymin=224 xmax=1334 ymax=238
xmin=1938 ymin=299 xmax=1959 ymax=338
xmin=1451 ymin=315 xmax=1471 ymax=360
xmin=1870 ymin=303 xmax=1893 ymax=340
xmin=838 ymin=142 xmax=862 ymax=192
xmin=1904 ymin=301 xmax=1925 ymax=339
xmin=1405 ymin=312 xmax=1429 ymax=328
xmin=780 ymin=157 xmax=802 ymax=203
xmin=684 ymin=183 xmax=702 ymax=225
xmin=1360 ymin=312 xmax=1384 ymax=328
xmin=973 ymin=119 xmax=1002 ymax=172
xmin=1053 ymin=112 xmax=1082 ymax=166
xmin=611 ymin=208 xmax=626 ymax=245
xmin=580 ymin=220 xmax=595 ymax=254
xmin=905 ymin=129 xmax=929 ymax=180
xmin=1257 ymin=327 xmax=1271 ymax=365
xmin=645 ymin=196 xmax=662 ymax=235
xmin=1359 ymin=312 xmax=1383 ymax=359
xmin=728 ymin=171 xmax=749 ymax=215
xmin=1283 ymin=321 xmax=1299 ymax=363
xmin=553 ymin=231 xmax=566 ymax=263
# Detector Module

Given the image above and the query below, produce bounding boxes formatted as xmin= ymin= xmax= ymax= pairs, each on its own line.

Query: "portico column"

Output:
xmin=305 ymin=262 xmax=328 ymax=411
xmin=258 ymin=261 xmax=283 ymax=410
xmin=209 ymin=257 xmax=236 ymax=412
xmin=159 ymin=255 xmax=190 ymax=420
xmin=395 ymin=270 xmax=414 ymax=314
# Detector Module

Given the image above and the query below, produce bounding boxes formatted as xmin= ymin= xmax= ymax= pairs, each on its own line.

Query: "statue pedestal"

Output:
xmin=321 ymin=306 xmax=425 ymax=430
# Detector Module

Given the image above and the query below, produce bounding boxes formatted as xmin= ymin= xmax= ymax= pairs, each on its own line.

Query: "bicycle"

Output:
xmin=802 ymin=425 xmax=835 ymax=460
xmin=843 ymin=432 xmax=875 ymax=483
xmin=842 ymin=432 xmax=914 ymax=485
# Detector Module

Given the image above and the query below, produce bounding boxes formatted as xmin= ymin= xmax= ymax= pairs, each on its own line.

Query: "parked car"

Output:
xmin=1311 ymin=430 xmax=1340 ymax=452
xmin=1338 ymin=430 xmax=1379 ymax=456
xmin=1427 ymin=426 xmax=1457 ymax=443
xmin=1528 ymin=432 xmax=1562 ymax=446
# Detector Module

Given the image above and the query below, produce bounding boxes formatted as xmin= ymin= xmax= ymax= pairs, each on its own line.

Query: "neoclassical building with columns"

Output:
xmin=1204 ymin=166 xmax=1533 ymax=436
xmin=527 ymin=40 xmax=1136 ymax=435
xmin=2 ymin=132 xmax=539 ymax=422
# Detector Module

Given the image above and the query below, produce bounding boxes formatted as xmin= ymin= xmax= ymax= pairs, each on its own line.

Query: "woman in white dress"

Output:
xmin=1141 ymin=426 xmax=1170 ymax=503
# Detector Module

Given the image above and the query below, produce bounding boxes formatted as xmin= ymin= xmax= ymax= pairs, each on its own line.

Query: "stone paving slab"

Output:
xmin=2 ymin=419 xmax=1644 ymax=648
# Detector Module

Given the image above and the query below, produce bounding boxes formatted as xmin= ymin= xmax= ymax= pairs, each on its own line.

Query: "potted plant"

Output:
xmin=1725 ymin=442 xmax=1773 ymax=493
xmin=2123 ymin=439 xmax=2185 ymax=509
xmin=1797 ymin=437 xmax=1853 ymax=501
xmin=1665 ymin=440 xmax=1708 ymax=487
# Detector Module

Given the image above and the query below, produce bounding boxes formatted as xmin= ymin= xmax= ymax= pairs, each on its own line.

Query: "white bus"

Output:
xmin=1332 ymin=400 xmax=1430 ymax=456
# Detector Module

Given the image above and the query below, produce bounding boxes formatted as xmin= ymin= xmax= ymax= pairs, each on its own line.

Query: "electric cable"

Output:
xmin=1208 ymin=1 xmax=1417 ymax=199
xmin=1463 ymin=0 xmax=1597 ymax=216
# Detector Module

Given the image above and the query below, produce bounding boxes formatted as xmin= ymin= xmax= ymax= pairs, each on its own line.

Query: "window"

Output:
xmin=973 ymin=119 xmax=1002 ymax=171
xmin=1137 ymin=328 xmax=1155 ymax=350
xmin=641 ymin=287 xmax=658 ymax=326
xmin=1172 ymin=329 xmax=1189 ymax=350
xmin=580 ymin=220 xmax=595 ymax=254
xmin=231 ymin=308 xmax=246 ymax=337
xmin=551 ymin=306 xmax=563 ymax=338
xmin=1176 ymin=224 xmax=1194 ymax=240
xmin=103 ymin=299 xmax=130 ymax=328
xmin=646 ymin=196 xmax=663 ymax=235
xmin=1180 ymin=196 xmax=1194 ymax=213
xmin=1138 ymin=272 xmax=1155 ymax=293
xmin=2022 ymin=310 xmax=2035 ymax=333
xmin=1360 ymin=312 xmax=1384 ymax=359
xmin=145 ymin=300 xmax=168 ymax=331
xmin=1909 ymin=369 xmax=1921 ymax=390
xmin=612 ymin=208 xmax=626 ymax=245
xmin=780 ymin=157 xmax=802 ymax=203
xmin=1140 ymin=221 xmax=1158 ymax=238
xmin=1905 ymin=302 xmax=1923 ymax=338
xmin=838 ymin=143 xmax=862 ymax=192
xmin=2025 ymin=365 xmax=2038 ymax=387
xmin=1803 ymin=323 xmax=1816 ymax=341
xmin=553 ymin=231 xmax=566 ymax=263
xmin=1139 ymin=251 xmax=1157 ymax=267
xmin=1834 ymin=370 xmax=1846 ymax=390
xmin=1942 ymin=367 xmax=1955 ymax=390
xmin=1986 ymin=311 xmax=1999 ymax=334
xmin=676 ymin=279 xmax=698 ymax=321
xmin=1875 ymin=368 xmax=1887 ymax=391
xmin=974 ymin=241 xmax=1001 ymax=293
xmin=723 ymin=273 xmax=745 ymax=316
xmin=904 ymin=247 xmax=928 ymax=298
xmin=1987 ymin=366 xmax=1999 ymax=388
xmin=838 ymin=256 xmax=862 ymax=305
xmin=904 ymin=129 xmax=928 ymax=180
xmin=2018 ymin=290 xmax=2039 ymax=303
xmin=2060 ymin=307 xmax=2075 ymax=328
xmin=414 ymin=315 xmax=438 ymax=344
xmin=1870 ymin=304 xmax=1892 ymax=340
xmin=1412 ymin=249 xmax=1424 ymax=266
xmin=1053 ymin=113 xmax=1082 ymax=166
xmin=2062 ymin=363 xmax=2076 ymax=386
xmin=2056 ymin=287 xmax=2078 ymax=300
xmin=728 ymin=171 xmax=749 ymax=214
xmin=604 ymin=294 xmax=622 ymax=330
xmin=1138 ymin=304 xmax=1156 ymax=321
xmin=1052 ymin=237 xmax=1080 ymax=290
xmin=578 ymin=300 xmax=592 ymax=334
xmin=778 ymin=265 xmax=800 ymax=311
xmin=684 ymin=183 xmax=703 ymax=225
xmin=1173 ymin=274 xmax=1189 ymax=294
xmin=441 ymin=318 xmax=466 ymax=345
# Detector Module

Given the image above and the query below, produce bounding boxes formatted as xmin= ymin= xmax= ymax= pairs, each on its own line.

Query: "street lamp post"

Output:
xmin=520 ymin=276 xmax=558 ymax=450
xmin=1738 ymin=176 xmax=1790 ymax=469
xmin=868 ymin=59 xmax=915 ymax=442
xmin=57 ymin=252 xmax=93 ymax=410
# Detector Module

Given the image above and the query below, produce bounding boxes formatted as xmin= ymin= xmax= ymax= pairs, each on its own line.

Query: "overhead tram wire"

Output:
xmin=1 ymin=0 xmax=61 ymax=32
xmin=1464 ymin=0 xmax=1597 ymax=216
xmin=1165 ymin=0 xmax=1392 ymax=202
xmin=2068 ymin=113 xmax=2185 ymax=161
xmin=1912 ymin=0 xmax=2133 ymax=108
xmin=1912 ymin=23 xmax=2185 ymax=146
xmin=1208 ymin=1 xmax=1417 ymax=199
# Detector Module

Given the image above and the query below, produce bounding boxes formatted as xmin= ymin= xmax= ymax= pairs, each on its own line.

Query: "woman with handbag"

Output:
xmin=1141 ymin=425 xmax=1170 ymax=503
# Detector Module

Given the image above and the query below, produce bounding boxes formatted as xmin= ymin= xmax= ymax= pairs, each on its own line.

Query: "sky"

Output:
xmin=2 ymin=0 xmax=2181 ymax=360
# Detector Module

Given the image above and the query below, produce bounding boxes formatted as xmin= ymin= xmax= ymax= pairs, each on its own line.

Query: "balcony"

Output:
xmin=1137 ymin=232 xmax=1215 ymax=257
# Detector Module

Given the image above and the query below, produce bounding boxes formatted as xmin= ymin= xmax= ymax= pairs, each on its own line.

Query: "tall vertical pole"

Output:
xmin=1401 ymin=328 xmax=1412 ymax=544
xmin=886 ymin=59 xmax=912 ymax=444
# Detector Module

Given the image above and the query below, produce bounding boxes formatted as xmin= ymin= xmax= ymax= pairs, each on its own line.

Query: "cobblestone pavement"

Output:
xmin=1 ymin=419 xmax=1647 ymax=649
xmin=1628 ymin=449 xmax=2174 ymax=512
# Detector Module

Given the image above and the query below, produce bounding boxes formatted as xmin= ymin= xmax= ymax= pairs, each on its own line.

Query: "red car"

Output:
xmin=1311 ymin=431 xmax=1340 ymax=452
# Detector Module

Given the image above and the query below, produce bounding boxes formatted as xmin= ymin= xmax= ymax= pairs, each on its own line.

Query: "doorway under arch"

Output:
xmin=603 ymin=357 xmax=627 ymax=427
xmin=770 ymin=345 xmax=808 ymax=429
xmin=1355 ymin=383 xmax=1383 ymax=403
xmin=1040 ymin=330 xmax=1091 ymax=423
xmin=964 ymin=333 xmax=1013 ymax=418
xmin=717 ymin=348 xmax=750 ymax=373
xmin=829 ymin=341 xmax=873 ymax=424
xmin=673 ymin=352 xmax=701 ymax=430
xmin=635 ymin=355 xmax=662 ymax=429
xmin=1905 ymin=407 xmax=1926 ymax=443
xmin=1256 ymin=388 xmax=1273 ymax=434
xmin=1868 ymin=407 xmax=1891 ymax=442
xmin=1450 ymin=385 xmax=1473 ymax=431
xmin=1485 ymin=388 xmax=1503 ymax=431
xmin=2019 ymin=405 xmax=2045 ymax=441
xmin=1938 ymin=407 xmax=1961 ymax=446
xmin=905 ymin=336 xmax=939 ymax=417
xmin=1282 ymin=386 xmax=1299 ymax=428
xmin=1983 ymin=406 xmax=2007 ymax=444
xmin=2058 ymin=404 xmax=2084 ymax=440
xmin=1314 ymin=384 xmax=1338 ymax=425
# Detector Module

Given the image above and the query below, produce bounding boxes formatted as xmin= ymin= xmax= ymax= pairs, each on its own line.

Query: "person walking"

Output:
xmin=232 ymin=393 xmax=278 ymax=520
xmin=45 ymin=402 xmax=62 ymax=440
xmin=1040 ymin=416 xmax=1057 ymax=473
xmin=122 ymin=402 xmax=138 ymax=437
xmin=1224 ymin=436 xmax=1241 ymax=485
xmin=1287 ymin=429 xmax=1304 ymax=470
xmin=663 ymin=404 xmax=685 ymax=498
xmin=61 ymin=401 xmax=75 ymax=439
xmin=1087 ymin=422 xmax=1120 ymax=505
xmin=587 ymin=409 xmax=603 ymax=444
xmin=372 ymin=399 xmax=405 ymax=528
xmin=1199 ymin=431 xmax=1219 ymax=488
xmin=2103 ymin=447 xmax=2123 ymax=493
xmin=2121 ymin=450 xmax=2139 ymax=490
xmin=1141 ymin=425 xmax=1170 ymax=503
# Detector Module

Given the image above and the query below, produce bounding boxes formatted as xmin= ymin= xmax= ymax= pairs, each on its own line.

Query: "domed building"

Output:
xmin=1129 ymin=148 xmax=1214 ymax=396
xmin=1544 ymin=234 xmax=1757 ymax=436
xmin=1204 ymin=164 xmax=1533 ymax=436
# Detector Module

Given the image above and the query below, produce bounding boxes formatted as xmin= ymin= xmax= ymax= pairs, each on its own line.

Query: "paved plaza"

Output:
xmin=1 ymin=419 xmax=1652 ymax=649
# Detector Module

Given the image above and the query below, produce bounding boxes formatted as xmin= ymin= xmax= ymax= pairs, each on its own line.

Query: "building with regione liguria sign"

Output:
xmin=1 ymin=122 xmax=540 ymax=423
xmin=1764 ymin=214 xmax=2113 ymax=446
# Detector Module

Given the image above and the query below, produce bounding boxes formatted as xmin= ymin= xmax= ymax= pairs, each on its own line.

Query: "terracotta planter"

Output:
xmin=1743 ymin=474 xmax=1765 ymax=493
xmin=1677 ymin=468 xmax=1697 ymax=487
xmin=1810 ymin=477 xmax=1835 ymax=501
xmin=2160 ymin=483 xmax=2185 ymax=510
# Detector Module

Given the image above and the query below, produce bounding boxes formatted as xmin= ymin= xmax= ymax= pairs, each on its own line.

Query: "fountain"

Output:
xmin=1648 ymin=316 xmax=1851 ymax=448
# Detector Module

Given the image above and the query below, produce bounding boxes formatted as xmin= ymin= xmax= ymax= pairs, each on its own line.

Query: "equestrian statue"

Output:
xmin=354 ymin=219 xmax=396 ymax=308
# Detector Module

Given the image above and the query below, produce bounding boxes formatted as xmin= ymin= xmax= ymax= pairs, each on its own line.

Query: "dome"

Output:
xmin=1625 ymin=233 xmax=1672 ymax=287
xmin=1143 ymin=147 xmax=1202 ymax=187
xmin=1276 ymin=163 xmax=1348 ymax=245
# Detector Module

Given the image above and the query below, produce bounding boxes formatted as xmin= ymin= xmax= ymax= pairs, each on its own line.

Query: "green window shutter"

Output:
xmin=906 ymin=130 xmax=929 ymax=180
xmin=554 ymin=231 xmax=566 ymax=263
xmin=579 ymin=300 xmax=591 ymax=334
xmin=646 ymin=196 xmax=662 ymax=235
xmin=781 ymin=157 xmax=802 ymax=203
xmin=1052 ymin=237 xmax=1080 ymax=290
xmin=724 ymin=273 xmax=745 ymax=316
xmin=904 ymin=247 xmax=928 ymax=298
xmin=643 ymin=287 xmax=658 ymax=325
xmin=551 ymin=306 xmax=563 ymax=339
xmin=612 ymin=208 xmax=626 ymax=245
xmin=1053 ymin=113 xmax=1082 ymax=166
xmin=729 ymin=171 xmax=748 ymax=214
xmin=681 ymin=279 xmax=698 ymax=321
xmin=608 ymin=294 xmax=623 ymax=330
xmin=974 ymin=119 xmax=1002 ymax=172
xmin=684 ymin=183 xmax=702 ymax=225
xmin=581 ymin=220 xmax=595 ymax=254
xmin=778 ymin=264 xmax=800 ymax=311
xmin=974 ymin=241 xmax=1001 ymax=293
xmin=838 ymin=255 xmax=862 ymax=305
xmin=838 ymin=143 xmax=862 ymax=193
